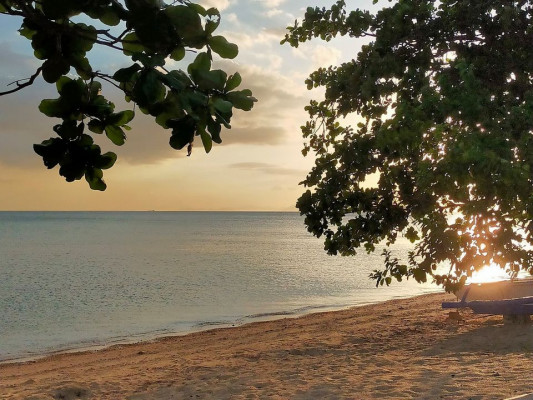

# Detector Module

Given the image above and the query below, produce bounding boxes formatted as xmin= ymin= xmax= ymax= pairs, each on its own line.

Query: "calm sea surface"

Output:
xmin=0 ymin=212 xmax=439 ymax=362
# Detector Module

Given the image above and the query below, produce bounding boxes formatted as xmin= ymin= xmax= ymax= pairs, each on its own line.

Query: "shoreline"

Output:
xmin=3 ymin=292 xmax=533 ymax=399
xmin=0 ymin=290 xmax=441 ymax=366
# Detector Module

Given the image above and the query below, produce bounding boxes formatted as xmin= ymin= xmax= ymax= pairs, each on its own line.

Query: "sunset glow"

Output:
xmin=0 ymin=1 xmax=380 ymax=211
xmin=469 ymin=264 xmax=509 ymax=284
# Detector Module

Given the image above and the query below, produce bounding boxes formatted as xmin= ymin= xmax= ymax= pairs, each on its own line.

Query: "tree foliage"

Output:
xmin=0 ymin=0 xmax=256 ymax=190
xmin=283 ymin=0 xmax=533 ymax=291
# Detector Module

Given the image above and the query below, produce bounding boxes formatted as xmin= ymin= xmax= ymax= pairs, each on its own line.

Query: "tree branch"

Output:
xmin=93 ymin=72 xmax=125 ymax=92
xmin=0 ymin=66 xmax=43 ymax=96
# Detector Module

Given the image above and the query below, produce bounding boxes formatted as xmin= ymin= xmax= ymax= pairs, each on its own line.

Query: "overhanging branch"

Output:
xmin=0 ymin=66 xmax=43 ymax=96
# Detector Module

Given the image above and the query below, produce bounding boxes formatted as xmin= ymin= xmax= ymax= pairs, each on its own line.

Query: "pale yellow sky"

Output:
xmin=0 ymin=0 xmax=376 ymax=211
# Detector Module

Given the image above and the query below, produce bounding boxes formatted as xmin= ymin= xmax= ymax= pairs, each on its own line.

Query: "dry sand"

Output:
xmin=2 ymin=292 xmax=533 ymax=399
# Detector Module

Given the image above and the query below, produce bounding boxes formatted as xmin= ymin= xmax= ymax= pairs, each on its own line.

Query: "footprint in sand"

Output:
xmin=52 ymin=386 xmax=91 ymax=400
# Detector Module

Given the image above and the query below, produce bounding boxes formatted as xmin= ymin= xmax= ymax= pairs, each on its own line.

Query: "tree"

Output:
xmin=283 ymin=0 xmax=533 ymax=291
xmin=0 ymin=0 xmax=256 ymax=190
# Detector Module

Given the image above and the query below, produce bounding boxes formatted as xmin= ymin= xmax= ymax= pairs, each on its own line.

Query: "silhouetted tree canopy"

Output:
xmin=284 ymin=0 xmax=533 ymax=291
xmin=0 ymin=0 xmax=256 ymax=190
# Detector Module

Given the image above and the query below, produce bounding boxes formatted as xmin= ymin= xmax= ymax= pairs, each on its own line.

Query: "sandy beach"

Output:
xmin=2 ymin=292 xmax=533 ymax=399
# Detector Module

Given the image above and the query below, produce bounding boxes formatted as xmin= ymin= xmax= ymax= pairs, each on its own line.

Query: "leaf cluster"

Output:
xmin=1 ymin=0 xmax=256 ymax=189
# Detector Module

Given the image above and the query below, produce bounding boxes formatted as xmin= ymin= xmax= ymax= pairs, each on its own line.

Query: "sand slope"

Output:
xmin=2 ymin=293 xmax=533 ymax=399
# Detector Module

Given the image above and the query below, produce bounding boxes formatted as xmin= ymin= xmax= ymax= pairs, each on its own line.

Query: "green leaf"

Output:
xmin=53 ymin=121 xmax=84 ymax=140
xmin=170 ymin=46 xmax=186 ymax=61
xmin=412 ymin=269 xmax=427 ymax=283
xmin=113 ymin=64 xmax=141 ymax=82
xmin=67 ymin=23 xmax=97 ymax=53
xmin=212 ymin=98 xmax=233 ymax=114
xmin=207 ymin=118 xmax=222 ymax=144
xmin=205 ymin=8 xmax=221 ymax=35
xmin=19 ymin=25 xmax=36 ymax=40
xmin=33 ymin=138 xmax=66 ymax=169
xmin=70 ymin=55 xmax=92 ymax=80
xmin=188 ymin=53 xmax=211 ymax=75
xmin=200 ymin=127 xmax=212 ymax=153
xmin=105 ymin=125 xmax=126 ymax=146
xmin=95 ymin=152 xmax=117 ymax=169
xmin=133 ymin=69 xmax=166 ymax=106
xmin=166 ymin=5 xmax=204 ymax=42
xmin=122 ymin=32 xmax=145 ymax=55
xmin=168 ymin=116 xmax=196 ymax=150
xmin=39 ymin=99 xmax=64 ymax=118
xmin=42 ymin=57 xmax=70 ymax=83
xmin=161 ymin=70 xmax=191 ymax=91
xmin=99 ymin=8 xmax=121 ymax=26
xmin=194 ymin=69 xmax=227 ymax=91
xmin=85 ymin=167 xmax=107 ymax=191
xmin=88 ymin=119 xmax=104 ymax=134
xmin=107 ymin=110 xmax=135 ymax=126
xmin=227 ymin=90 xmax=257 ymax=111
xmin=225 ymin=72 xmax=242 ymax=91
xmin=188 ymin=3 xmax=207 ymax=16
xmin=209 ymin=36 xmax=238 ymax=59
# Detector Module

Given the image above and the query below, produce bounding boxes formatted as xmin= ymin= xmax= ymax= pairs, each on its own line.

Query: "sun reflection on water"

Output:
xmin=469 ymin=264 xmax=510 ymax=284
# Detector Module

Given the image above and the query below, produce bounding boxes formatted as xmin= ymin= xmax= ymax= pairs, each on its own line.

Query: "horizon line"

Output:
xmin=0 ymin=210 xmax=300 ymax=213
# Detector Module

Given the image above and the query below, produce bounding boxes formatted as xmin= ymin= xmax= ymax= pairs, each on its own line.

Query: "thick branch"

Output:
xmin=0 ymin=66 xmax=43 ymax=96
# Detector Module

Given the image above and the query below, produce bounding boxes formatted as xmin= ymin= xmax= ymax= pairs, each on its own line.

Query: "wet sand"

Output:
xmin=2 ymin=292 xmax=533 ymax=399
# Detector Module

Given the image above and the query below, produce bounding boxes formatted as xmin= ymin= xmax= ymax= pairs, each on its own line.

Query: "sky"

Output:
xmin=0 ymin=0 xmax=376 ymax=211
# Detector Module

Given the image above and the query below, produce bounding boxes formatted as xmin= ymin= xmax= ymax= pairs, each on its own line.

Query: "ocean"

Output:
xmin=0 ymin=211 xmax=439 ymax=362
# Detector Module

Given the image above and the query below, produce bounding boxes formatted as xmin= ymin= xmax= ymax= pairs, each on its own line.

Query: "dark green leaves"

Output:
xmin=8 ymin=0 xmax=255 ymax=190
xmin=169 ymin=116 xmax=196 ymax=150
xmin=104 ymin=125 xmax=126 ymax=146
xmin=285 ymin=0 xmax=533 ymax=291
xmin=209 ymin=36 xmax=238 ymax=59
xmin=227 ymin=90 xmax=257 ymax=111
xmin=225 ymin=73 xmax=242 ymax=91
xmin=133 ymin=68 xmax=166 ymax=106
xmin=34 ymin=133 xmax=112 ymax=190
xmin=41 ymin=57 xmax=70 ymax=83
xmin=85 ymin=167 xmax=106 ymax=191
xmin=113 ymin=64 xmax=141 ymax=82
xmin=200 ymin=127 xmax=213 ymax=153
xmin=166 ymin=5 xmax=203 ymax=43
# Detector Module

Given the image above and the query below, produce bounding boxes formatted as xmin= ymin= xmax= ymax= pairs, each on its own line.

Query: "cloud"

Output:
xmin=212 ymin=61 xmax=308 ymax=145
xmin=116 ymin=62 xmax=307 ymax=162
xmin=197 ymin=0 xmax=233 ymax=11
xmin=223 ymin=29 xmax=281 ymax=51
xmin=291 ymin=44 xmax=342 ymax=70
xmin=0 ymin=23 xmax=309 ymax=168
xmin=229 ymin=162 xmax=305 ymax=176
xmin=225 ymin=13 xmax=239 ymax=23
xmin=222 ymin=125 xmax=287 ymax=145
xmin=266 ymin=9 xmax=283 ymax=17
xmin=257 ymin=0 xmax=287 ymax=8
xmin=0 ymin=63 xmax=305 ymax=168
xmin=312 ymin=46 xmax=342 ymax=67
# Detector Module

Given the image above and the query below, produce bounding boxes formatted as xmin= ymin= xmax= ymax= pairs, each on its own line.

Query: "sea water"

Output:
xmin=0 ymin=212 xmax=438 ymax=362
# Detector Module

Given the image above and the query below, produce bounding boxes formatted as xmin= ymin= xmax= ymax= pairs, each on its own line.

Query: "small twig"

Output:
xmin=93 ymin=72 xmax=125 ymax=92
xmin=97 ymin=28 xmax=130 ymax=44
xmin=94 ymin=39 xmax=124 ymax=51
xmin=0 ymin=66 xmax=43 ymax=96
